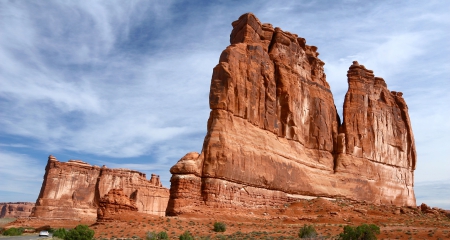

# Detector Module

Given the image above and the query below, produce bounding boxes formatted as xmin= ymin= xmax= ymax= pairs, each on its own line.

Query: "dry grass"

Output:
xmin=0 ymin=218 xmax=16 ymax=227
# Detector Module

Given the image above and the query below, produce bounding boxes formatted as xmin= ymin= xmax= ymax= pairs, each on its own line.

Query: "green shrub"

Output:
xmin=64 ymin=225 xmax=94 ymax=240
xmin=2 ymin=227 xmax=24 ymax=236
xmin=216 ymin=235 xmax=227 ymax=240
xmin=179 ymin=230 xmax=194 ymax=240
xmin=146 ymin=230 xmax=169 ymax=240
xmin=337 ymin=224 xmax=380 ymax=240
xmin=298 ymin=224 xmax=317 ymax=238
xmin=53 ymin=228 xmax=68 ymax=239
xmin=213 ymin=222 xmax=226 ymax=232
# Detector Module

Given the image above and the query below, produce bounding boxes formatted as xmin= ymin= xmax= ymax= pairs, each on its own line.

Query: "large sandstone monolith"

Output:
xmin=167 ymin=13 xmax=416 ymax=215
xmin=31 ymin=155 xmax=169 ymax=220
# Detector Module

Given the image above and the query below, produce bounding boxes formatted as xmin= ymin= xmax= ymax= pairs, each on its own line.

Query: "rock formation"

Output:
xmin=0 ymin=202 xmax=34 ymax=218
xmin=31 ymin=155 xmax=169 ymax=220
xmin=335 ymin=61 xmax=416 ymax=205
xmin=167 ymin=13 xmax=416 ymax=215
xmin=97 ymin=189 xmax=138 ymax=221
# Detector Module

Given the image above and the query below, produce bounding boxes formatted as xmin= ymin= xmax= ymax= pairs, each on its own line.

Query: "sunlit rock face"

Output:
xmin=31 ymin=155 xmax=169 ymax=220
xmin=167 ymin=13 xmax=416 ymax=215
xmin=335 ymin=61 xmax=416 ymax=206
xmin=0 ymin=202 xmax=34 ymax=218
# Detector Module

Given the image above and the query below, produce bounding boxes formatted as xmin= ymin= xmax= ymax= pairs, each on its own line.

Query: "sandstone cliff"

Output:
xmin=0 ymin=202 xmax=34 ymax=218
xmin=31 ymin=155 xmax=169 ymax=220
xmin=97 ymin=189 xmax=138 ymax=221
xmin=167 ymin=13 xmax=416 ymax=215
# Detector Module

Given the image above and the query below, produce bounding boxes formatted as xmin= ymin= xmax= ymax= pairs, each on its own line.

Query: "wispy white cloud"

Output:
xmin=0 ymin=1 xmax=210 ymax=159
xmin=415 ymin=180 xmax=450 ymax=209
xmin=0 ymin=151 xmax=44 ymax=200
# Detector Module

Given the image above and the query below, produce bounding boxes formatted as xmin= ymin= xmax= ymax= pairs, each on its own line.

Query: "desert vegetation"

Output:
xmin=1 ymin=226 xmax=24 ymax=236
xmin=298 ymin=224 xmax=317 ymax=238
xmin=337 ymin=224 xmax=380 ymax=240
xmin=146 ymin=230 xmax=169 ymax=240
xmin=213 ymin=222 xmax=226 ymax=232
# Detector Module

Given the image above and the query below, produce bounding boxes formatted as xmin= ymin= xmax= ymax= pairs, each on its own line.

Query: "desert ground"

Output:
xmin=3 ymin=198 xmax=450 ymax=239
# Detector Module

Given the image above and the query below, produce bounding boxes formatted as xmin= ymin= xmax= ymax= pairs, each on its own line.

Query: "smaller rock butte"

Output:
xmin=167 ymin=13 xmax=416 ymax=215
xmin=0 ymin=202 xmax=34 ymax=218
xmin=97 ymin=189 xmax=138 ymax=221
xmin=31 ymin=155 xmax=169 ymax=220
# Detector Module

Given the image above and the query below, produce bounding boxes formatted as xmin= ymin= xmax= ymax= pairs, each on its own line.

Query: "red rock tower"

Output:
xmin=167 ymin=13 xmax=416 ymax=215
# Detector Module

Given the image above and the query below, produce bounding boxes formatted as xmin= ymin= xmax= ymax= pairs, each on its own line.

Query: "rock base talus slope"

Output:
xmin=167 ymin=13 xmax=416 ymax=215
xmin=31 ymin=155 xmax=169 ymax=220
xmin=0 ymin=202 xmax=34 ymax=218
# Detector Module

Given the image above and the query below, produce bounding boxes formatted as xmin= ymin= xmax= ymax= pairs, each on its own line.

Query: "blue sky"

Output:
xmin=1 ymin=1 xmax=449 ymax=209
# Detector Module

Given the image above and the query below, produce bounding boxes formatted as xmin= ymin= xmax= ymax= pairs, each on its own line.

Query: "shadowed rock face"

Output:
xmin=31 ymin=155 xmax=169 ymax=220
xmin=167 ymin=13 xmax=416 ymax=215
xmin=0 ymin=202 xmax=34 ymax=218
xmin=97 ymin=189 xmax=138 ymax=221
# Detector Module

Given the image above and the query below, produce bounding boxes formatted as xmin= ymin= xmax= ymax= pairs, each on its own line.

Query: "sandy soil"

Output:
xmin=4 ymin=198 xmax=450 ymax=239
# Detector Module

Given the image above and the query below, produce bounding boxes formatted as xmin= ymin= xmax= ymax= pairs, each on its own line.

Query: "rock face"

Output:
xmin=0 ymin=202 xmax=34 ymax=218
xmin=97 ymin=189 xmax=138 ymax=221
xmin=31 ymin=155 xmax=169 ymax=220
xmin=167 ymin=13 xmax=416 ymax=215
xmin=335 ymin=61 xmax=416 ymax=205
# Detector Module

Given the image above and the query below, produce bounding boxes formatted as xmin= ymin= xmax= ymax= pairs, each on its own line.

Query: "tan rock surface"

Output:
xmin=167 ymin=13 xmax=416 ymax=215
xmin=31 ymin=155 xmax=169 ymax=220
xmin=0 ymin=202 xmax=34 ymax=218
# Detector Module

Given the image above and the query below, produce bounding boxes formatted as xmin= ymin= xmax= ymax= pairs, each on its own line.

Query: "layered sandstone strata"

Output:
xmin=0 ymin=202 xmax=34 ymax=218
xmin=167 ymin=13 xmax=416 ymax=215
xmin=31 ymin=155 xmax=169 ymax=220
xmin=97 ymin=189 xmax=138 ymax=221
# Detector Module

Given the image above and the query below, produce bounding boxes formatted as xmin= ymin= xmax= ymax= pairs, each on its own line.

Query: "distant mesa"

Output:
xmin=166 ymin=13 xmax=416 ymax=215
xmin=0 ymin=202 xmax=34 ymax=218
xmin=31 ymin=155 xmax=169 ymax=220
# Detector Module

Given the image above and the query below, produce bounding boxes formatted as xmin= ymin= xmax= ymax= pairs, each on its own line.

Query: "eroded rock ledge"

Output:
xmin=31 ymin=155 xmax=169 ymax=220
xmin=167 ymin=13 xmax=416 ymax=215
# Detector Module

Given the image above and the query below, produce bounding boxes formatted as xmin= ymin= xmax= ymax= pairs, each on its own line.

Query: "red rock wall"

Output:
xmin=97 ymin=189 xmax=138 ymax=221
xmin=31 ymin=155 xmax=169 ymax=220
xmin=167 ymin=13 xmax=416 ymax=215
xmin=0 ymin=202 xmax=34 ymax=218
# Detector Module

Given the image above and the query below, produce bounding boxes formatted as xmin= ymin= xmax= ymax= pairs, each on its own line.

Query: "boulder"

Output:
xmin=97 ymin=189 xmax=138 ymax=221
